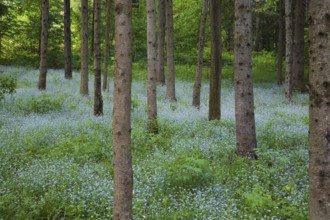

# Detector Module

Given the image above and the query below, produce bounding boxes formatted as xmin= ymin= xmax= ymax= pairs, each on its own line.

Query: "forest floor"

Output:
xmin=0 ymin=65 xmax=308 ymax=219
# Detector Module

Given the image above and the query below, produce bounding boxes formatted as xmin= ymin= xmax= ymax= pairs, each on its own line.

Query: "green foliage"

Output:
xmin=16 ymin=92 xmax=64 ymax=114
xmin=0 ymin=74 xmax=17 ymax=101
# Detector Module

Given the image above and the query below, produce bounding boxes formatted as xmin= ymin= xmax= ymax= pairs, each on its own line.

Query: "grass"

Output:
xmin=0 ymin=64 xmax=308 ymax=219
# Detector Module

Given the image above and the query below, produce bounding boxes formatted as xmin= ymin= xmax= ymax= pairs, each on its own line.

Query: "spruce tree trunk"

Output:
xmin=80 ymin=0 xmax=89 ymax=96
xmin=38 ymin=0 xmax=49 ymax=91
xmin=64 ymin=0 xmax=72 ymax=79
xmin=103 ymin=0 xmax=111 ymax=91
xmin=308 ymin=0 xmax=330 ymax=218
xmin=234 ymin=0 xmax=257 ymax=159
xmin=277 ymin=0 xmax=284 ymax=85
xmin=165 ymin=0 xmax=176 ymax=101
xmin=147 ymin=0 xmax=158 ymax=133
xmin=284 ymin=0 xmax=293 ymax=100
xmin=208 ymin=0 xmax=221 ymax=120
xmin=93 ymin=0 xmax=103 ymax=116
xmin=112 ymin=0 xmax=133 ymax=219
xmin=292 ymin=0 xmax=306 ymax=92
xmin=156 ymin=0 xmax=166 ymax=85
xmin=192 ymin=0 xmax=209 ymax=109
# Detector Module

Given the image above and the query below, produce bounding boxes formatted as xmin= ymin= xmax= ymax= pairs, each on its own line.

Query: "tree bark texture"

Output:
xmin=93 ymin=0 xmax=103 ymax=116
xmin=308 ymin=0 xmax=330 ymax=218
xmin=64 ymin=0 xmax=72 ymax=79
xmin=147 ymin=0 xmax=158 ymax=133
xmin=284 ymin=0 xmax=293 ymax=100
xmin=292 ymin=0 xmax=306 ymax=92
xmin=112 ymin=0 xmax=133 ymax=219
xmin=38 ymin=0 xmax=49 ymax=90
xmin=208 ymin=0 xmax=221 ymax=120
xmin=192 ymin=0 xmax=209 ymax=109
xmin=156 ymin=0 xmax=166 ymax=85
xmin=165 ymin=0 xmax=176 ymax=101
xmin=80 ymin=0 xmax=89 ymax=96
xmin=234 ymin=0 xmax=257 ymax=159
xmin=103 ymin=0 xmax=111 ymax=91
xmin=277 ymin=0 xmax=284 ymax=85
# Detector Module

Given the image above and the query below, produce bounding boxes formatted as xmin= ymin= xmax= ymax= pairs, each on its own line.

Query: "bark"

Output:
xmin=80 ymin=0 xmax=89 ymax=96
xmin=91 ymin=0 xmax=95 ymax=54
xmin=156 ymin=0 xmax=166 ymax=85
xmin=277 ymin=0 xmax=284 ymax=85
xmin=64 ymin=0 xmax=72 ymax=79
xmin=112 ymin=0 xmax=133 ymax=219
xmin=284 ymin=0 xmax=293 ymax=100
xmin=103 ymin=0 xmax=111 ymax=91
xmin=38 ymin=0 xmax=49 ymax=90
xmin=292 ymin=0 xmax=306 ymax=92
xmin=147 ymin=0 xmax=158 ymax=133
xmin=308 ymin=0 xmax=330 ymax=218
xmin=234 ymin=0 xmax=257 ymax=159
xmin=165 ymin=0 xmax=176 ymax=101
xmin=93 ymin=0 xmax=103 ymax=116
xmin=208 ymin=0 xmax=221 ymax=120
xmin=192 ymin=0 xmax=209 ymax=109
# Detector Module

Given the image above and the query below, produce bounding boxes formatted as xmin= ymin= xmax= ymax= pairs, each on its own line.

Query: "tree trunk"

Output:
xmin=308 ymin=0 xmax=330 ymax=218
xmin=208 ymin=0 xmax=221 ymax=120
xmin=91 ymin=0 xmax=95 ymax=54
xmin=277 ymin=0 xmax=284 ymax=85
xmin=254 ymin=15 xmax=261 ymax=51
xmin=93 ymin=0 xmax=103 ymax=116
xmin=103 ymin=0 xmax=111 ymax=91
xmin=234 ymin=0 xmax=257 ymax=159
xmin=192 ymin=0 xmax=209 ymax=109
xmin=156 ymin=0 xmax=166 ymax=85
xmin=38 ymin=0 xmax=49 ymax=90
xmin=112 ymin=0 xmax=133 ymax=219
xmin=147 ymin=0 xmax=158 ymax=133
xmin=80 ymin=0 xmax=89 ymax=96
xmin=64 ymin=0 xmax=72 ymax=79
xmin=292 ymin=0 xmax=306 ymax=92
xmin=165 ymin=0 xmax=176 ymax=101
xmin=284 ymin=0 xmax=293 ymax=100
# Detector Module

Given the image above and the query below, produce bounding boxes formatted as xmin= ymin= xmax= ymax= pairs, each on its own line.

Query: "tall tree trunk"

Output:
xmin=208 ymin=0 xmax=221 ymax=120
xmin=91 ymin=0 xmax=95 ymax=54
xmin=234 ymin=0 xmax=257 ymax=159
xmin=156 ymin=0 xmax=166 ymax=85
xmin=93 ymin=0 xmax=103 ymax=116
xmin=254 ymin=15 xmax=261 ymax=51
xmin=165 ymin=0 xmax=176 ymax=101
xmin=147 ymin=0 xmax=158 ymax=133
xmin=192 ymin=0 xmax=209 ymax=109
xmin=284 ymin=0 xmax=293 ymax=100
xmin=103 ymin=0 xmax=111 ymax=91
xmin=277 ymin=0 xmax=284 ymax=85
xmin=38 ymin=0 xmax=49 ymax=90
xmin=112 ymin=0 xmax=133 ymax=219
xmin=64 ymin=0 xmax=72 ymax=79
xmin=292 ymin=0 xmax=306 ymax=92
xmin=80 ymin=0 xmax=89 ymax=96
xmin=308 ymin=0 xmax=330 ymax=218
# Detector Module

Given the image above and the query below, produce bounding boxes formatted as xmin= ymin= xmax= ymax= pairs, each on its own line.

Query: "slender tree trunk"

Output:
xmin=165 ymin=0 xmax=176 ymax=101
xmin=103 ymin=0 xmax=111 ymax=91
xmin=64 ymin=0 xmax=72 ymax=79
xmin=38 ymin=0 xmax=49 ymax=90
xmin=192 ymin=0 xmax=209 ymax=109
xmin=208 ymin=0 xmax=221 ymax=120
xmin=284 ymin=0 xmax=293 ymax=100
xmin=157 ymin=0 xmax=166 ymax=85
xmin=93 ymin=0 xmax=103 ymax=116
xmin=254 ymin=15 xmax=261 ymax=51
xmin=112 ymin=0 xmax=133 ymax=219
xmin=308 ymin=0 xmax=330 ymax=218
xmin=234 ymin=0 xmax=257 ymax=160
xmin=80 ymin=0 xmax=89 ymax=96
xmin=147 ymin=0 xmax=158 ymax=133
xmin=277 ymin=0 xmax=284 ymax=85
xmin=91 ymin=0 xmax=95 ymax=54
xmin=292 ymin=0 xmax=306 ymax=92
